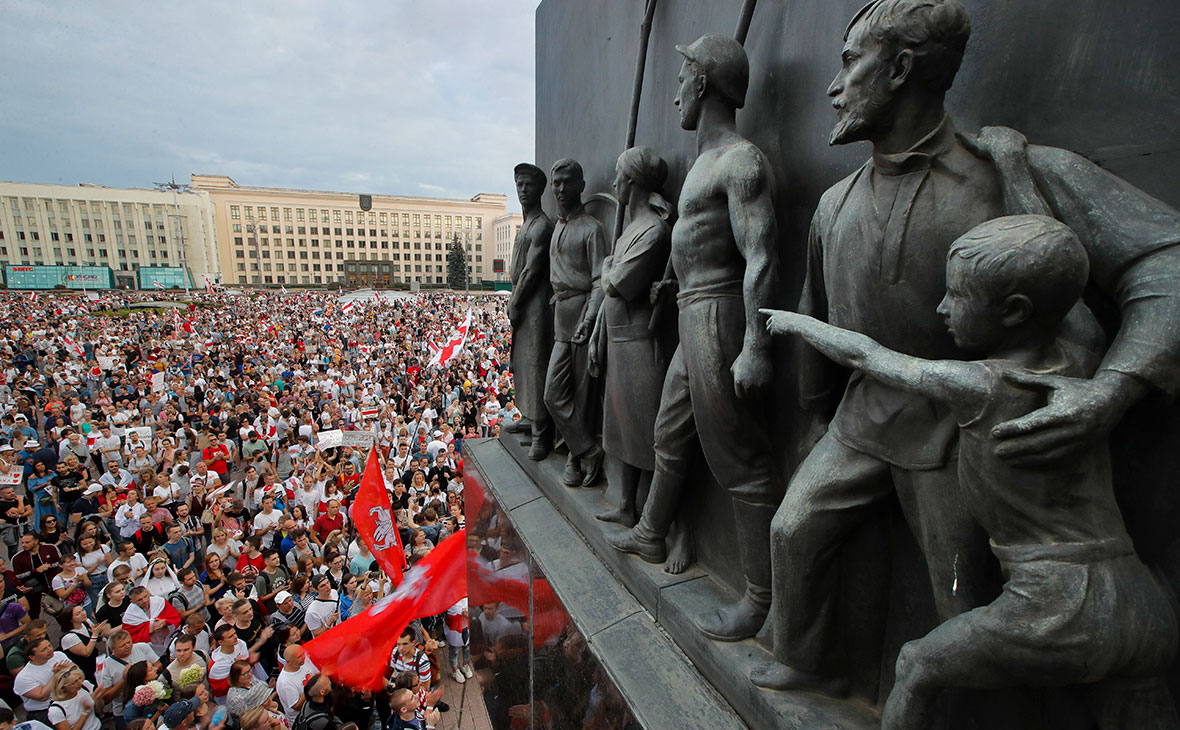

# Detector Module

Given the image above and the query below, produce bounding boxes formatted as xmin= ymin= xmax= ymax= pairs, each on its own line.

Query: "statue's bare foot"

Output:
xmin=595 ymin=507 xmax=636 ymax=528
xmin=696 ymin=595 xmax=768 ymax=642
xmin=664 ymin=523 xmax=694 ymax=574
xmin=750 ymin=661 xmax=849 ymax=697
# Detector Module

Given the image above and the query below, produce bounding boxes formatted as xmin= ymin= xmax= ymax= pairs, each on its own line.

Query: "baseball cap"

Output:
xmin=163 ymin=698 xmax=201 ymax=727
xmin=675 ymin=33 xmax=749 ymax=109
xmin=275 ymin=590 xmax=293 ymax=605
xmin=84 ymin=483 xmax=103 ymax=495
xmin=23 ymin=441 xmax=39 ymax=449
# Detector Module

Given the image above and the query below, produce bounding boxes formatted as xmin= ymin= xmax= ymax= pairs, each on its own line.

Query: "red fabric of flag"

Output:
xmin=303 ymin=529 xmax=468 ymax=691
xmin=351 ymin=447 xmax=406 ymax=584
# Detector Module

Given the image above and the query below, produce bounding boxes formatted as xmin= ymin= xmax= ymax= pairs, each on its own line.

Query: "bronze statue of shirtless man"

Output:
xmin=609 ymin=33 xmax=783 ymax=641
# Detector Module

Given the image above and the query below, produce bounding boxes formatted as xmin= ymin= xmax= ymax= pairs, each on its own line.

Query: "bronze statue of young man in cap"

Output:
xmin=609 ymin=34 xmax=783 ymax=642
xmin=543 ymin=159 xmax=608 ymax=487
xmin=505 ymin=163 xmax=555 ymax=460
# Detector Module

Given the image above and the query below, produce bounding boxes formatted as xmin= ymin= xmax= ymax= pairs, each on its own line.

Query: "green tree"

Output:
xmin=447 ymin=234 xmax=468 ymax=289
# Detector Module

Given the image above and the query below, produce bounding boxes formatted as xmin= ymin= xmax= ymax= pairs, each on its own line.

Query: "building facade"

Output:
xmin=0 ymin=181 xmax=219 ymax=290
xmin=492 ymin=212 xmax=523 ymax=282
xmin=191 ymin=174 xmax=507 ymax=288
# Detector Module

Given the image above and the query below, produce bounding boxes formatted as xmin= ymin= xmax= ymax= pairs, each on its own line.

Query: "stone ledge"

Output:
xmin=465 ymin=438 xmax=744 ymax=730
xmin=468 ymin=436 xmax=880 ymax=730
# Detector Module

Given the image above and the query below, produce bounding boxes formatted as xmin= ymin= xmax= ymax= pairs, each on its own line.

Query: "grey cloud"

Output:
xmin=0 ymin=0 xmax=537 ymax=210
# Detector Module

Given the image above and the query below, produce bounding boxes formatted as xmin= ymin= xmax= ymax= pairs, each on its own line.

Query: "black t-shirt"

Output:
xmin=95 ymin=599 xmax=127 ymax=628
xmin=53 ymin=470 xmax=86 ymax=503
xmin=236 ymin=614 xmax=266 ymax=647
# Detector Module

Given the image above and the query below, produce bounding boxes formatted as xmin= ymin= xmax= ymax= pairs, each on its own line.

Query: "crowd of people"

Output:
xmin=0 ymin=288 xmax=523 ymax=730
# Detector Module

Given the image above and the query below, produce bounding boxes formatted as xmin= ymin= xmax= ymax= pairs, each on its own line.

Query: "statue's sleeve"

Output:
xmin=584 ymin=221 xmax=608 ymax=324
xmin=797 ymin=202 xmax=847 ymax=413
xmin=609 ymin=223 xmax=670 ymax=304
xmin=1030 ymin=145 xmax=1180 ymax=396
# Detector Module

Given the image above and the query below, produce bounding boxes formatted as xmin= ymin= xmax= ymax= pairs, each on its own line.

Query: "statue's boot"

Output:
xmin=749 ymin=661 xmax=849 ymax=697
xmin=503 ymin=418 xmax=530 ymax=434
xmin=527 ymin=425 xmax=553 ymax=461
xmin=606 ymin=470 xmax=679 ymax=564
xmin=561 ymin=453 xmax=584 ymax=486
xmin=697 ymin=499 xmax=774 ymax=642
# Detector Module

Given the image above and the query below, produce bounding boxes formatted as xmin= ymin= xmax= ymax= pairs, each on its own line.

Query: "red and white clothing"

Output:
xmin=122 ymin=596 xmax=181 ymax=653
xmin=208 ymin=639 xmax=249 ymax=697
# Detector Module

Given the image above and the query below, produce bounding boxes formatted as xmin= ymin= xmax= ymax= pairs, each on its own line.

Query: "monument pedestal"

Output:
xmin=467 ymin=435 xmax=880 ymax=730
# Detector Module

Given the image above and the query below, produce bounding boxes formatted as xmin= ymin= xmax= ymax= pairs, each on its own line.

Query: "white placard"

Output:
xmin=151 ymin=371 xmax=165 ymax=393
xmin=127 ymin=426 xmax=153 ymax=444
xmin=341 ymin=431 xmax=376 ymax=447
xmin=316 ymin=429 xmax=343 ymax=450
xmin=96 ymin=356 xmax=118 ymax=371
xmin=0 ymin=470 xmax=22 ymax=487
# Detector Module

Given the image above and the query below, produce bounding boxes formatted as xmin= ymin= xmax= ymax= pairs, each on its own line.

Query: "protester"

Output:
xmin=0 ymin=289 xmax=504 ymax=728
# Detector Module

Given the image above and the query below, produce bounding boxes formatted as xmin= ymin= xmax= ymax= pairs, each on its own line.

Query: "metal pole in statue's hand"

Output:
xmin=610 ymin=0 xmax=659 ymax=249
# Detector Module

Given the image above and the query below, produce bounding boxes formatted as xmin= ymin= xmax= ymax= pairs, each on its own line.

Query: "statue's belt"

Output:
xmin=677 ymin=280 xmax=744 ymax=307
xmin=990 ymin=537 xmax=1133 ymax=565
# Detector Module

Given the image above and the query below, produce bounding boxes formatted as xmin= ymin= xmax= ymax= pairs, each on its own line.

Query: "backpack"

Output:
xmin=292 ymin=705 xmax=331 ymax=730
xmin=167 ymin=588 xmax=190 ymax=612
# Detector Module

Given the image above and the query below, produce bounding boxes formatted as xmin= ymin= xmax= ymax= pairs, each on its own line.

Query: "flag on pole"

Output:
xmin=341 ymin=300 xmax=354 ymax=314
xmin=205 ymin=278 xmax=215 ymax=295
xmin=303 ymin=530 xmax=467 ymax=690
xmin=28 ymin=292 xmax=37 ymax=303
xmin=426 ymin=309 xmax=472 ymax=368
xmin=280 ymin=284 xmax=288 ymax=295
xmin=153 ymin=280 xmax=165 ymax=290
xmin=62 ymin=334 xmax=84 ymax=358
xmin=350 ymin=446 xmax=406 ymax=584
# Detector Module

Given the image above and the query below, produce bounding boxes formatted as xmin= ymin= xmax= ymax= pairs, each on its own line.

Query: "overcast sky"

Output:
xmin=0 ymin=1 xmax=537 ymax=209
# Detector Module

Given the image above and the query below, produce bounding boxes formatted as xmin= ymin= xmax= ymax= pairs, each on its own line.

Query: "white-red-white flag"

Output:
xmin=205 ymin=278 xmax=215 ymax=295
xmin=153 ymin=280 xmax=165 ymax=290
xmin=62 ymin=334 xmax=84 ymax=358
xmin=340 ymin=300 xmax=354 ymax=314
xmin=427 ymin=309 xmax=472 ymax=368
xmin=28 ymin=292 xmax=37 ymax=303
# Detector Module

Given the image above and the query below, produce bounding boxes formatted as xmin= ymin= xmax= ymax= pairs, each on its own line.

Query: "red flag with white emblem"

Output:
xmin=303 ymin=530 xmax=467 ymax=690
xmin=350 ymin=446 xmax=405 ymax=585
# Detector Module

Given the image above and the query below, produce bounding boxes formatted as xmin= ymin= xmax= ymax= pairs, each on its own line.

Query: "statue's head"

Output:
xmin=550 ymin=159 xmax=585 ymax=214
xmin=513 ymin=163 xmax=546 ymax=208
xmin=674 ymin=33 xmax=749 ymax=131
xmin=828 ymin=0 xmax=971 ymax=145
xmin=941 ymin=215 xmax=1087 ymax=354
xmin=614 ymin=146 xmax=668 ymax=198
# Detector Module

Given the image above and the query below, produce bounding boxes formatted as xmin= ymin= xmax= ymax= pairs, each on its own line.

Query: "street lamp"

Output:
xmin=153 ymin=176 xmax=191 ymax=295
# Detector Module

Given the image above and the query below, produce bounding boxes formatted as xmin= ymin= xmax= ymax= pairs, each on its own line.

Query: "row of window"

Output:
xmin=231 ymin=262 xmax=483 ymax=274
xmin=1 ymin=246 xmax=169 ymax=261
xmin=233 ymin=249 xmax=449 ymax=262
xmin=230 ymin=223 xmax=481 ymax=241
xmin=235 ymin=275 xmax=449 ymax=285
xmin=229 ymin=205 xmax=481 ymax=230
xmin=230 ymin=236 xmax=481 ymax=252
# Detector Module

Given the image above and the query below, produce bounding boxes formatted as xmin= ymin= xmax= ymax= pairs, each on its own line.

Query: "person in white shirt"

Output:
xmin=45 ymin=666 xmax=101 ymax=730
xmin=275 ymin=645 xmax=317 ymax=724
xmin=114 ymin=491 xmax=147 ymax=539
xmin=96 ymin=631 xmax=158 ymax=719
xmin=303 ymin=576 xmax=338 ymax=637
xmin=13 ymin=638 xmax=77 ymax=721
xmin=252 ymin=495 xmax=282 ymax=549
xmin=107 ymin=543 xmax=149 ymax=582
